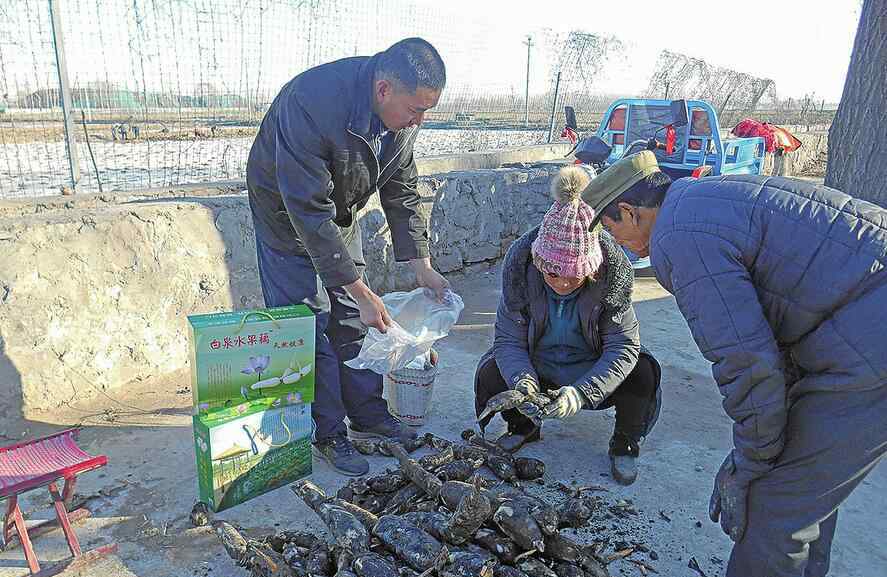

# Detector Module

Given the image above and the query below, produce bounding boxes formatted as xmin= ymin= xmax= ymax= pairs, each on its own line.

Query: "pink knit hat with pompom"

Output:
xmin=531 ymin=165 xmax=603 ymax=279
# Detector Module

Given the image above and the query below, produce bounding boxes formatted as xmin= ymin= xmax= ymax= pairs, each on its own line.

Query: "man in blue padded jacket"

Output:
xmin=579 ymin=151 xmax=887 ymax=576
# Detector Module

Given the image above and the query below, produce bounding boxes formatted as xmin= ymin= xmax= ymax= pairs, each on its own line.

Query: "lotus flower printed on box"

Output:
xmin=188 ymin=306 xmax=315 ymax=416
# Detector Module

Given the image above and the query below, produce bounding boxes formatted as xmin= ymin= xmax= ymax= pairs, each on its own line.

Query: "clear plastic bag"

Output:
xmin=345 ymin=288 xmax=464 ymax=374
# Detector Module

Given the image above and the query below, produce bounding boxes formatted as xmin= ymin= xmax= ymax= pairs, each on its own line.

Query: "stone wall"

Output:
xmin=784 ymin=132 xmax=828 ymax=176
xmin=720 ymin=129 xmax=828 ymax=177
xmin=364 ymin=166 xmax=559 ymax=291
xmin=0 ymin=164 xmax=559 ymax=416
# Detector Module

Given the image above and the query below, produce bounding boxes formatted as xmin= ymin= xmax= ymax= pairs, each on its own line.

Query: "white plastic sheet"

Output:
xmin=345 ymin=287 xmax=464 ymax=375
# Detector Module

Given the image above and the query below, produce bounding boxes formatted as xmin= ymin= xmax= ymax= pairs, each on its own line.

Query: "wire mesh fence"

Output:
xmin=0 ymin=0 xmax=835 ymax=200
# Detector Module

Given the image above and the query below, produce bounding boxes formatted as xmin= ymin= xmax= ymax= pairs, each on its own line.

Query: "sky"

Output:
xmin=0 ymin=0 xmax=864 ymax=106
xmin=412 ymin=0 xmax=863 ymax=103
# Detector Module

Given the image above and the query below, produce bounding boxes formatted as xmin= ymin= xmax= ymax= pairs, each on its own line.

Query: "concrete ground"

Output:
xmin=1 ymin=265 xmax=884 ymax=577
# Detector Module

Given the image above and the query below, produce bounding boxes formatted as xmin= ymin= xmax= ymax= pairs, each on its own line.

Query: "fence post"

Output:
xmin=524 ymin=35 xmax=533 ymax=128
xmin=49 ymin=0 xmax=80 ymax=191
xmin=546 ymin=70 xmax=562 ymax=143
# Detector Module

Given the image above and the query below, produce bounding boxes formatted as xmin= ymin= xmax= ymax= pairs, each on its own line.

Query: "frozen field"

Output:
xmin=0 ymin=128 xmax=548 ymax=199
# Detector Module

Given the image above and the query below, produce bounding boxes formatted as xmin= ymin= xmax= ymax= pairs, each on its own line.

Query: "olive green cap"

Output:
xmin=581 ymin=150 xmax=662 ymax=227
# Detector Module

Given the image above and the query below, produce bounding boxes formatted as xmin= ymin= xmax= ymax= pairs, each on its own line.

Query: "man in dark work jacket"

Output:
xmin=246 ymin=38 xmax=448 ymax=477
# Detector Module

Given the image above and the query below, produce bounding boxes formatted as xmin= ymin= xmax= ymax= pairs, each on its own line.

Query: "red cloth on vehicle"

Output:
xmin=732 ymin=119 xmax=802 ymax=153
xmin=769 ymin=125 xmax=802 ymax=152
xmin=732 ymin=119 xmax=776 ymax=152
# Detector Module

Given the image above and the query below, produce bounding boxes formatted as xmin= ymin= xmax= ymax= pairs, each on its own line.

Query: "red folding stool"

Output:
xmin=1 ymin=428 xmax=117 ymax=576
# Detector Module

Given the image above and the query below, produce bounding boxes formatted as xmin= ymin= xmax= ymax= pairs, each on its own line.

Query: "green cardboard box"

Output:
xmin=188 ymin=306 xmax=315 ymax=416
xmin=193 ymin=402 xmax=313 ymax=512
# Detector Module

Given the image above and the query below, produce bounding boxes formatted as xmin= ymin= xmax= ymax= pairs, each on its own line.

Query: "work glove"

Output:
xmin=709 ymin=450 xmax=768 ymax=542
xmin=541 ymin=386 xmax=586 ymax=419
xmin=513 ymin=376 xmax=540 ymax=397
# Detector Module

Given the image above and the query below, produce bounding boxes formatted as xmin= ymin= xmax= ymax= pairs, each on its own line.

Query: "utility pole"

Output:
xmin=547 ymin=70 xmax=562 ymax=143
xmin=49 ymin=0 xmax=80 ymax=190
xmin=524 ymin=35 xmax=533 ymax=127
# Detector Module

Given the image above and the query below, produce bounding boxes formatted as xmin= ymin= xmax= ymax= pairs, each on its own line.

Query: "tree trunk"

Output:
xmin=825 ymin=0 xmax=887 ymax=206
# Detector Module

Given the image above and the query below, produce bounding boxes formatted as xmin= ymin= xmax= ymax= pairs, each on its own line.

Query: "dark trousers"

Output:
xmin=474 ymin=352 xmax=659 ymax=439
xmin=254 ymin=224 xmax=389 ymax=441
xmin=727 ymin=383 xmax=887 ymax=577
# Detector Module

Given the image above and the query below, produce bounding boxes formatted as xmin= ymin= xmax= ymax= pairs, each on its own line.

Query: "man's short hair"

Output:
xmin=601 ymin=171 xmax=672 ymax=221
xmin=376 ymin=37 xmax=446 ymax=93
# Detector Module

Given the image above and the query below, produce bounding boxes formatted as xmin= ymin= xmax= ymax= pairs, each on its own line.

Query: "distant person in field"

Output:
xmin=246 ymin=38 xmax=448 ymax=477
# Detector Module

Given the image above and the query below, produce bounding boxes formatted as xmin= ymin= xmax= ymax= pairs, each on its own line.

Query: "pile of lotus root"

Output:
xmin=204 ymin=425 xmax=630 ymax=577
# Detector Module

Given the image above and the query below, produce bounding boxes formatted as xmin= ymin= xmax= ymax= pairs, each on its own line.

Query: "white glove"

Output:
xmin=542 ymin=386 xmax=586 ymax=419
